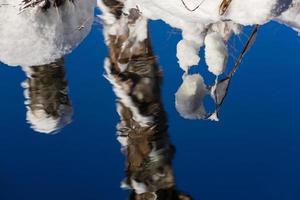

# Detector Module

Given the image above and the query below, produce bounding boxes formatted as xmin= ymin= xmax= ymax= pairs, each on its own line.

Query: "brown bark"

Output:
xmin=22 ymin=58 xmax=73 ymax=133
xmin=101 ymin=1 xmax=192 ymax=199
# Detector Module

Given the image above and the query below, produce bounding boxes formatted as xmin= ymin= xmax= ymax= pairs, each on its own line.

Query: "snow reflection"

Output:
xmin=102 ymin=1 xmax=192 ymax=198
xmin=0 ymin=0 xmax=299 ymax=133
xmin=108 ymin=57 xmax=192 ymax=197
xmin=22 ymin=58 xmax=73 ymax=134
xmin=0 ymin=0 xmax=95 ymax=67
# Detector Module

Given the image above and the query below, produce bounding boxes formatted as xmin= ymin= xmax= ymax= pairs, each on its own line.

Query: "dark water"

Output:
xmin=1 ymin=19 xmax=300 ymax=199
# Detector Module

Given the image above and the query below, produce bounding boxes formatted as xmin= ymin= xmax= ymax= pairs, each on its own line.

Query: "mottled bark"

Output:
xmin=24 ymin=58 xmax=71 ymax=118
xmin=101 ymin=1 xmax=192 ymax=199
xmin=22 ymin=58 xmax=73 ymax=134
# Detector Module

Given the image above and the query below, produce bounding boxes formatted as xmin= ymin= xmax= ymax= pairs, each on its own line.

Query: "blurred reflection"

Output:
xmin=0 ymin=0 xmax=95 ymax=133
xmin=21 ymin=0 xmax=71 ymax=10
xmin=101 ymin=1 xmax=192 ymax=199
xmin=21 ymin=58 xmax=73 ymax=134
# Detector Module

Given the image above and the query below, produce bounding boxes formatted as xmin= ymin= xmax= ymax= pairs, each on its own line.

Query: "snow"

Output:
xmin=119 ymin=0 xmax=300 ymax=121
xmin=131 ymin=180 xmax=148 ymax=194
xmin=176 ymin=39 xmax=201 ymax=72
xmin=122 ymin=0 xmax=299 ymax=76
xmin=208 ymin=112 xmax=220 ymax=121
xmin=25 ymin=105 xmax=73 ymax=134
xmin=204 ymin=31 xmax=228 ymax=76
xmin=175 ymin=74 xmax=208 ymax=119
xmin=0 ymin=0 xmax=96 ymax=67
xmin=2 ymin=0 xmax=295 ymax=67
xmin=3 ymin=1 xmax=296 ymax=124
xmin=126 ymin=0 xmax=292 ymax=25
xmin=276 ymin=1 xmax=300 ymax=33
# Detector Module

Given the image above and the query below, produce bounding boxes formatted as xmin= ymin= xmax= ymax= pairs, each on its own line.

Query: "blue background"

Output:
xmin=0 ymin=20 xmax=300 ymax=200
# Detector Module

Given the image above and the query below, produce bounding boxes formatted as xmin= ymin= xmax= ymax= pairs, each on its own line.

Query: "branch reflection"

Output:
xmin=101 ymin=1 xmax=192 ymax=198
xmin=22 ymin=58 xmax=73 ymax=134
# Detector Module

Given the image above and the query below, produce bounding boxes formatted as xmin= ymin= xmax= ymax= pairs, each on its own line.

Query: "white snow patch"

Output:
xmin=176 ymin=39 xmax=201 ymax=72
xmin=131 ymin=179 xmax=148 ymax=194
xmin=175 ymin=74 xmax=208 ymax=119
xmin=208 ymin=112 xmax=220 ymax=121
xmin=0 ymin=0 xmax=96 ymax=67
xmin=98 ymin=0 xmax=300 ymax=122
xmin=121 ymin=0 xmax=298 ymax=75
xmin=25 ymin=105 xmax=73 ymax=134
xmin=117 ymin=136 xmax=129 ymax=147
xmin=204 ymin=32 xmax=228 ymax=76
xmin=276 ymin=1 xmax=300 ymax=33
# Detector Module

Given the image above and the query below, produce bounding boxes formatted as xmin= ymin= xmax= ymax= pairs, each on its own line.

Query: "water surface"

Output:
xmin=1 ymin=20 xmax=300 ymax=200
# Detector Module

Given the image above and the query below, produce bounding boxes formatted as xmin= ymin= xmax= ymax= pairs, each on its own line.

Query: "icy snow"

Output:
xmin=276 ymin=1 xmax=300 ymax=33
xmin=25 ymin=105 xmax=73 ymax=134
xmin=204 ymin=31 xmax=228 ymax=76
xmin=176 ymin=39 xmax=201 ymax=72
xmin=119 ymin=0 xmax=300 ymax=121
xmin=0 ymin=0 xmax=96 ymax=67
xmin=6 ymin=0 xmax=294 ymax=123
xmin=175 ymin=74 xmax=208 ymax=119
xmin=125 ymin=0 xmax=293 ymax=25
xmin=123 ymin=0 xmax=299 ymax=76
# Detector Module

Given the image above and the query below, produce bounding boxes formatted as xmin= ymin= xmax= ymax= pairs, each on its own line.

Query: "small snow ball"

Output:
xmin=175 ymin=74 xmax=207 ymax=119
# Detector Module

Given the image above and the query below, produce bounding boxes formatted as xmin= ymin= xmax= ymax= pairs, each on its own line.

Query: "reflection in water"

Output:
xmin=0 ymin=0 xmax=95 ymax=67
xmin=175 ymin=25 xmax=259 ymax=122
xmin=21 ymin=0 xmax=73 ymax=10
xmin=21 ymin=58 xmax=73 ymax=134
xmin=101 ymin=1 xmax=192 ymax=199
xmin=0 ymin=0 xmax=257 ymax=131
xmin=175 ymin=74 xmax=207 ymax=120
xmin=0 ymin=0 xmax=94 ymax=133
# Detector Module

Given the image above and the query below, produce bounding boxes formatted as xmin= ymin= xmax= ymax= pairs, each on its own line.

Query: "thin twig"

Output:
xmin=209 ymin=25 xmax=260 ymax=119
xmin=228 ymin=24 xmax=260 ymax=78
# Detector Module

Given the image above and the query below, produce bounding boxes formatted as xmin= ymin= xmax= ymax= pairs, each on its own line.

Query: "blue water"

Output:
xmin=1 ymin=20 xmax=300 ymax=200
